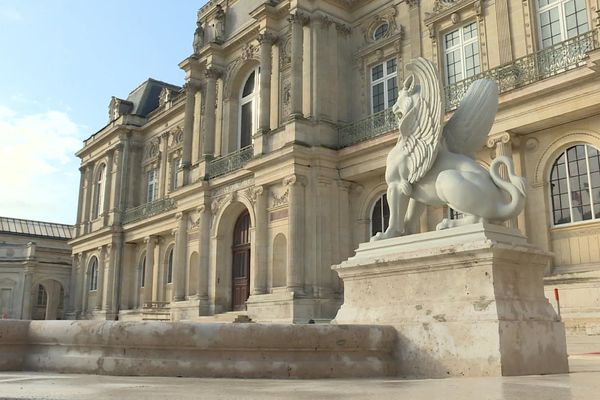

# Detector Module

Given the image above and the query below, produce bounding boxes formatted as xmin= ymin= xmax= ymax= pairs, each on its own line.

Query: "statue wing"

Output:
xmin=443 ymin=79 xmax=498 ymax=157
xmin=400 ymin=58 xmax=444 ymax=184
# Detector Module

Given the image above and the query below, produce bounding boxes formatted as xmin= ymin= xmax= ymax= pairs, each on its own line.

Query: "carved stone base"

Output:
xmin=333 ymin=223 xmax=569 ymax=377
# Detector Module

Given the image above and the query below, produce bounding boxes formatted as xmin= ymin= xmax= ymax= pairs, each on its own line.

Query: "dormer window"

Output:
xmin=373 ymin=22 xmax=389 ymax=41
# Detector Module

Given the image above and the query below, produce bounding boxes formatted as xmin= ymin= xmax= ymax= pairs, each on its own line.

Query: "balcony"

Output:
xmin=338 ymin=31 xmax=598 ymax=149
xmin=122 ymin=198 xmax=177 ymax=224
xmin=206 ymin=145 xmax=254 ymax=179
xmin=338 ymin=108 xmax=397 ymax=149
xmin=445 ymin=31 xmax=598 ymax=111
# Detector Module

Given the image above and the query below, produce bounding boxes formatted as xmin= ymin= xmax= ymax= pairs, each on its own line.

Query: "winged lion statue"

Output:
xmin=372 ymin=57 xmax=526 ymax=241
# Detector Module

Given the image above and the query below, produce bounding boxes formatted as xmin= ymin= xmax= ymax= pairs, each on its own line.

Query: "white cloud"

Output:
xmin=0 ymin=106 xmax=83 ymax=224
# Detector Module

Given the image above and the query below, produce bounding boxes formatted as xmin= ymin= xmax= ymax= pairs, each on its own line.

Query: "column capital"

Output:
xmin=283 ymin=174 xmax=307 ymax=188
xmin=257 ymin=31 xmax=278 ymax=45
xmin=288 ymin=10 xmax=310 ymax=26
xmin=335 ymin=22 xmax=352 ymax=35
xmin=486 ymin=132 xmax=512 ymax=149
xmin=205 ymin=66 xmax=223 ymax=80
xmin=196 ymin=204 xmax=207 ymax=214
xmin=337 ymin=180 xmax=352 ymax=192
xmin=183 ymin=79 xmax=202 ymax=93
xmin=313 ymin=11 xmax=333 ymax=27
xmin=406 ymin=0 xmax=420 ymax=9
xmin=144 ymin=236 xmax=158 ymax=245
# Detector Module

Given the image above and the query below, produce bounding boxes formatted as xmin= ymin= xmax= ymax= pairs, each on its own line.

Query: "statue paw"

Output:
xmin=436 ymin=218 xmax=450 ymax=231
xmin=370 ymin=232 xmax=385 ymax=242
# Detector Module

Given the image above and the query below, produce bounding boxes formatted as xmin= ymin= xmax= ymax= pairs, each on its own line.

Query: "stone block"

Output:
xmin=333 ymin=223 xmax=569 ymax=377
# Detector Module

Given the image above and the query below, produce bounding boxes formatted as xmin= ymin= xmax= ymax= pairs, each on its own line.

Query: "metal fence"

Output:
xmin=206 ymin=145 xmax=254 ymax=179
xmin=337 ymin=107 xmax=397 ymax=148
xmin=122 ymin=198 xmax=177 ymax=224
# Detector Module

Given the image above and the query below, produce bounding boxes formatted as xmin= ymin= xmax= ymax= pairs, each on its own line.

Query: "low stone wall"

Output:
xmin=0 ymin=320 xmax=396 ymax=379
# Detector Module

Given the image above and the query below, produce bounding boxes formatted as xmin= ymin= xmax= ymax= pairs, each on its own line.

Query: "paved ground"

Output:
xmin=1 ymin=335 xmax=599 ymax=400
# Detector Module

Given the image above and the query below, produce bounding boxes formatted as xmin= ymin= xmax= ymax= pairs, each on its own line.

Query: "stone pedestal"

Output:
xmin=333 ymin=223 xmax=569 ymax=378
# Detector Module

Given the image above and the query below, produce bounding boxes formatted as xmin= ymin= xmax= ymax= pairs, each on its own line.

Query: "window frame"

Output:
xmin=442 ymin=21 xmax=481 ymax=85
xmin=370 ymin=57 xmax=398 ymax=115
xmin=370 ymin=193 xmax=390 ymax=238
xmin=535 ymin=0 xmax=589 ymax=50
xmin=170 ymin=157 xmax=181 ymax=192
xmin=92 ymin=164 xmax=106 ymax=219
xmin=89 ymin=257 xmax=98 ymax=292
xmin=139 ymin=254 xmax=146 ymax=289
xmin=549 ymin=143 xmax=600 ymax=227
xmin=146 ymin=169 xmax=158 ymax=203
xmin=238 ymin=67 xmax=260 ymax=150
xmin=167 ymin=248 xmax=174 ymax=284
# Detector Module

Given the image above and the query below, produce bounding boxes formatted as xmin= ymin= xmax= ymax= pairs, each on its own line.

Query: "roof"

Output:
xmin=126 ymin=78 xmax=182 ymax=117
xmin=0 ymin=217 xmax=74 ymax=240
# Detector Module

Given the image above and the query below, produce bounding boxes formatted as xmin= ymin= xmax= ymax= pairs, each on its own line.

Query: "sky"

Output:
xmin=0 ymin=0 xmax=208 ymax=225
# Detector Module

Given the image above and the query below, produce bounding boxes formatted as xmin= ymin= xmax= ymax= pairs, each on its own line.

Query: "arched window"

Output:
xmin=93 ymin=164 xmax=106 ymax=219
xmin=89 ymin=257 xmax=98 ymax=291
xmin=36 ymin=284 xmax=47 ymax=306
xmin=550 ymin=144 xmax=600 ymax=225
xmin=371 ymin=194 xmax=390 ymax=237
xmin=239 ymin=68 xmax=259 ymax=149
xmin=167 ymin=248 xmax=174 ymax=284
xmin=139 ymin=255 xmax=146 ymax=288
xmin=232 ymin=210 xmax=251 ymax=311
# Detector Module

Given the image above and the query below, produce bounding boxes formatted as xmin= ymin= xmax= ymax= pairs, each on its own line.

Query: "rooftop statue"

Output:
xmin=372 ymin=57 xmax=526 ymax=241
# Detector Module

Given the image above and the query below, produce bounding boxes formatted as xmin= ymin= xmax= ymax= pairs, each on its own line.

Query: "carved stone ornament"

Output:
xmin=363 ymin=6 xmax=399 ymax=44
xmin=241 ymin=42 xmax=260 ymax=61
xmin=212 ymin=4 xmax=226 ymax=43
xmin=371 ymin=58 xmax=527 ymax=241
xmin=271 ymin=188 xmax=289 ymax=208
xmin=159 ymin=87 xmax=173 ymax=107
xmin=144 ymin=137 xmax=161 ymax=160
xmin=193 ymin=19 xmax=205 ymax=55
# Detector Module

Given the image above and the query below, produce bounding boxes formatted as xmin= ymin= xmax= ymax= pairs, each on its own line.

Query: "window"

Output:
xmin=373 ymin=23 xmax=389 ymax=41
xmin=239 ymin=69 xmax=259 ymax=149
xmin=89 ymin=257 xmax=98 ymax=291
xmin=170 ymin=158 xmax=181 ymax=191
xmin=146 ymin=169 xmax=158 ymax=203
xmin=139 ymin=255 xmax=146 ymax=288
xmin=167 ymin=248 xmax=174 ymax=284
xmin=371 ymin=58 xmax=398 ymax=114
xmin=443 ymin=22 xmax=481 ymax=85
xmin=371 ymin=194 xmax=390 ymax=237
xmin=36 ymin=285 xmax=47 ymax=307
xmin=92 ymin=164 xmax=106 ymax=219
xmin=550 ymin=144 xmax=600 ymax=225
xmin=58 ymin=286 xmax=64 ymax=309
xmin=537 ymin=0 xmax=588 ymax=49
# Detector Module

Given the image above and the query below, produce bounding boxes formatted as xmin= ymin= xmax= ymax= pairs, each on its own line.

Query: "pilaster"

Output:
xmin=288 ymin=10 xmax=309 ymax=120
xmin=173 ymin=212 xmax=188 ymax=301
xmin=284 ymin=174 xmax=307 ymax=292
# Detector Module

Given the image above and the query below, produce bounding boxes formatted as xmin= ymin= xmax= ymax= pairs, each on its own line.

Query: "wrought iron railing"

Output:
xmin=337 ymin=108 xmax=397 ymax=148
xmin=123 ymin=198 xmax=177 ymax=224
xmin=445 ymin=31 xmax=598 ymax=110
xmin=206 ymin=145 xmax=254 ymax=179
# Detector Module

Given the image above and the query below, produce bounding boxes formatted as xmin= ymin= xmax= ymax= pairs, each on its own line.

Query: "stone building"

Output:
xmin=0 ymin=217 xmax=73 ymax=320
xmin=69 ymin=0 xmax=600 ymax=331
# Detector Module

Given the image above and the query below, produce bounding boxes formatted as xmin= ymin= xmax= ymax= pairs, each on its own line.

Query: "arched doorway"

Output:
xmin=232 ymin=210 xmax=250 ymax=311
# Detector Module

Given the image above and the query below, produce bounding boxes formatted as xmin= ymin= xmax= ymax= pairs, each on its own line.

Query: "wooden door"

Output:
xmin=232 ymin=211 xmax=250 ymax=311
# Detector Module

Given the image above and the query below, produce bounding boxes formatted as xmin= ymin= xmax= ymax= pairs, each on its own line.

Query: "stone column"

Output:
xmin=338 ymin=181 xmax=352 ymax=262
xmin=495 ymin=0 xmax=513 ymax=64
xmin=69 ymin=254 xmax=81 ymax=317
xmin=80 ymin=255 xmax=89 ymax=315
xmin=102 ymin=151 xmax=114 ymax=221
xmin=196 ymin=205 xmax=210 ymax=299
xmin=158 ymin=132 xmax=169 ymax=197
xmin=258 ymin=32 xmax=275 ymax=133
xmin=193 ymin=88 xmax=204 ymax=162
xmin=203 ymin=68 xmax=221 ymax=158
xmin=182 ymin=81 xmax=200 ymax=184
xmin=75 ymin=167 xmax=85 ymax=228
xmin=284 ymin=175 xmax=306 ymax=292
xmin=94 ymin=246 xmax=105 ymax=311
xmin=288 ymin=11 xmax=309 ymax=119
xmin=173 ymin=212 xmax=188 ymax=301
xmin=21 ymin=268 xmax=33 ymax=320
xmin=144 ymin=236 xmax=157 ymax=306
xmin=102 ymin=244 xmax=114 ymax=312
xmin=407 ymin=0 xmax=422 ymax=58
xmin=82 ymin=163 xmax=95 ymax=233
xmin=45 ymin=280 xmax=60 ymax=320
xmin=252 ymin=186 xmax=268 ymax=295
xmin=487 ymin=132 xmax=516 ymax=229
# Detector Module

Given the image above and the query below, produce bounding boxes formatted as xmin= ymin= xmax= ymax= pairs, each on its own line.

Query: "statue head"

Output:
xmin=393 ymin=74 xmax=416 ymax=124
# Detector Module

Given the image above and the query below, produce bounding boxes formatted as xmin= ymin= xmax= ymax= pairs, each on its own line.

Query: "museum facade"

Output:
xmin=68 ymin=0 xmax=600 ymax=331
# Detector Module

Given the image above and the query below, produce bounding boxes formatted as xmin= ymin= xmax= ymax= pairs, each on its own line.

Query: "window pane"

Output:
xmin=387 ymin=77 xmax=398 ymax=107
xmin=372 ymin=64 xmax=384 ymax=81
xmin=386 ymin=58 xmax=397 ymax=74
xmin=550 ymin=152 xmax=571 ymax=225
xmin=240 ymin=102 xmax=253 ymax=148
xmin=242 ymin=71 xmax=255 ymax=97
xmin=372 ymin=82 xmax=385 ymax=113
